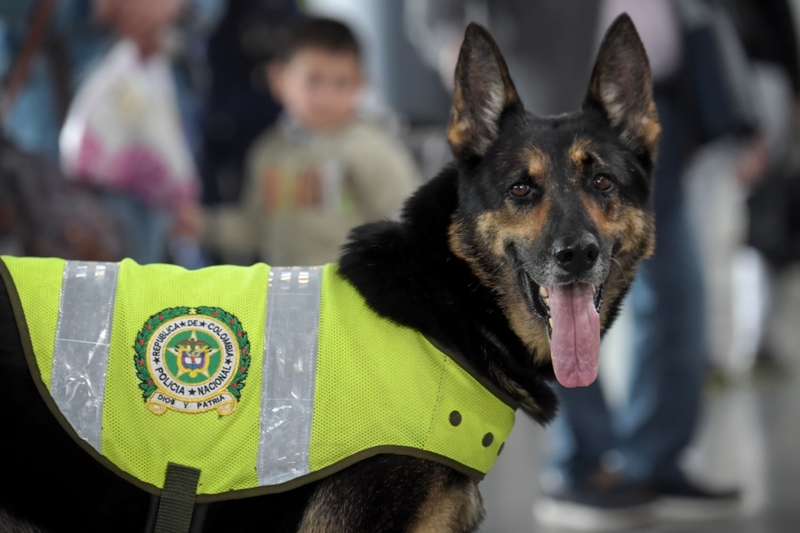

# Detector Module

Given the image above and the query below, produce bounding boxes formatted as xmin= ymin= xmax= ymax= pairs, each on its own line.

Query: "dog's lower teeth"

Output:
xmin=548 ymin=318 xmax=553 ymax=328
xmin=544 ymin=298 xmax=550 ymax=308
xmin=539 ymin=286 xmax=548 ymax=298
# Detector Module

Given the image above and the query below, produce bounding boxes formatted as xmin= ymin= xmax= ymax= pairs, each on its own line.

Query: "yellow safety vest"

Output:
xmin=0 ymin=256 xmax=516 ymax=502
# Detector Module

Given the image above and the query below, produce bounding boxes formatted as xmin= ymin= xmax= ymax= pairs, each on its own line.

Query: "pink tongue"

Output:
xmin=548 ymin=283 xmax=600 ymax=387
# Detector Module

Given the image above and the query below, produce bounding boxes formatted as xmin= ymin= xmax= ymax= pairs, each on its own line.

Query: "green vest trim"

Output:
xmin=1 ymin=256 xmax=517 ymax=502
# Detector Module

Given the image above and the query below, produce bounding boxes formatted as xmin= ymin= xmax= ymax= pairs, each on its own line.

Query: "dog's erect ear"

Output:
xmin=448 ymin=23 xmax=522 ymax=159
xmin=585 ymin=14 xmax=660 ymax=155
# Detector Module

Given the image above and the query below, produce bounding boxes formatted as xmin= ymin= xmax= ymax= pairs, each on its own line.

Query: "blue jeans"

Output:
xmin=547 ymin=96 xmax=709 ymax=487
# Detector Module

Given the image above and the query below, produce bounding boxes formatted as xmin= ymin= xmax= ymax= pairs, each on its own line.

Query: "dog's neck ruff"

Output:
xmin=0 ymin=256 xmax=515 ymax=502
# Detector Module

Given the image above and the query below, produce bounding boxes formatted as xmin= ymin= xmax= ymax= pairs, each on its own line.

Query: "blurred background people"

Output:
xmin=207 ymin=17 xmax=418 ymax=266
xmin=61 ymin=0 xmax=205 ymax=266
xmin=725 ymin=0 xmax=800 ymax=374
xmin=200 ymin=0 xmax=302 ymax=207
xmin=406 ymin=0 xmax=600 ymax=116
xmin=0 ymin=0 xmax=222 ymax=162
xmin=0 ymin=0 xmax=223 ymax=265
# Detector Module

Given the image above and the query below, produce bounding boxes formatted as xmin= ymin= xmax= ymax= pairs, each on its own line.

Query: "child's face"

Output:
xmin=270 ymin=48 xmax=363 ymax=132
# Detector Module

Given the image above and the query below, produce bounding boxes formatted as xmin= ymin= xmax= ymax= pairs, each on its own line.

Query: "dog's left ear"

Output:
xmin=448 ymin=23 xmax=522 ymax=159
xmin=585 ymin=14 xmax=660 ymax=155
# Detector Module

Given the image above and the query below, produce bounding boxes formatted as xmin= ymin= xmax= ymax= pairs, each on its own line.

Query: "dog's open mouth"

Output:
xmin=519 ymin=270 xmax=604 ymax=388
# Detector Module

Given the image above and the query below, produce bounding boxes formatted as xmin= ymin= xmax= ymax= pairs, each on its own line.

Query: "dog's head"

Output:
xmin=448 ymin=15 xmax=659 ymax=388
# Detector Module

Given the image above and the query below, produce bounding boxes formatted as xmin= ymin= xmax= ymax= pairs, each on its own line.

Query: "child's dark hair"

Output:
xmin=278 ymin=18 xmax=361 ymax=62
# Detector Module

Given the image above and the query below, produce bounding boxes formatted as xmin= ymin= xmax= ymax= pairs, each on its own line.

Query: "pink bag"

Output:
xmin=59 ymin=39 xmax=199 ymax=208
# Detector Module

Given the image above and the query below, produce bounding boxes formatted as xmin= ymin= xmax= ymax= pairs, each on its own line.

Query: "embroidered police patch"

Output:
xmin=134 ymin=307 xmax=251 ymax=415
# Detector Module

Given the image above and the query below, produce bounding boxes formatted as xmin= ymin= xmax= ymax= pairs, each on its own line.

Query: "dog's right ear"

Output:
xmin=448 ymin=23 xmax=522 ymax=159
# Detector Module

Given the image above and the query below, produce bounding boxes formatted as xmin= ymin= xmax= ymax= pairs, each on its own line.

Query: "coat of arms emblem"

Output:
xmin=133 ymin=306 xmax=251 ymax=415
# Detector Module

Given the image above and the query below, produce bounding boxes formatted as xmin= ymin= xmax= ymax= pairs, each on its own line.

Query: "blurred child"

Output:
xmin=220 ymin=17 xmax=418 ymax=266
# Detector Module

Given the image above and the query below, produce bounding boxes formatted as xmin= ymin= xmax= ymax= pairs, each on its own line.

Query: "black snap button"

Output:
xmin=449 ymin=410 xmax=462 ymax=426
xmin=482 ymin=432 xmax=494 ymax=447
xmin=497 ymin=442 xmax=505 ymax=456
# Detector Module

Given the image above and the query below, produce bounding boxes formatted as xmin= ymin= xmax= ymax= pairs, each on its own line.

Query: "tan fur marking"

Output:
xmin=569 ymin=138 xmax=592 ymax=169
xmin=580 ymin=191 xmax=618 ymax=239
xmin=640 ymin=100 xmax=662 ymax=154
xmin=447 ymin=88 xmax=471 ymax=151
xmin=594 ymin=208 xmax=654 ymax=331
xmin=521 ymin=146 xmax=550 ymax=180
xmin=449 ymin=200 xmax=555 ymax=367
xmin=451 ymin=222 xmax=551 ymax=411
xmin=298 ymin=482 xmax=349 ymax=533
xmin=505 ymin=85 xmax=518 ymax=102
xmin=447 ymin=119 xmax=471 ymax=151
xmin=453 ymin=86 xmax=467 ymax=113
xmin=599 ymin=261 xmax=633 ymax=329
xmin=617 ymin=208 xmax=655 ymax=256
xmin=451 ymin=205 xmax=550 ymax=285
xmin=618 ymin=101 xmax=660 ymax=155
xmin=411 ymin=472 xmax=484 ymax=532
xmin=474 ymin=197 xmax=552 ymax=260
xmin=448 ymin=221 xmax=478 ymax=276
xmin=505 ymin=293 xmax=552 ymax=365
xmin=580 ymin=190 xmax=655 ymax=260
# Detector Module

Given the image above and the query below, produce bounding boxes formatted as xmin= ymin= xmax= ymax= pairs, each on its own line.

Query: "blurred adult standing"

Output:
xmin=730 ymin=0 xmax=800 ymax=371
xmin=200 ymin=0 xmax=302 ymax=208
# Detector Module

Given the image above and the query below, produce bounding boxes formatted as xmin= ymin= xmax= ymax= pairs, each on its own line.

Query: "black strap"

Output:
xmin=154 ymin=463 xmax=201 ymax=533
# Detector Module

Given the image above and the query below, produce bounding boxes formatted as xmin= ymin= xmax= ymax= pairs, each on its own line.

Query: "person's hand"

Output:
xmin=96 ymin=0 xmax=184 ymax=57
xmin=172 ymin=201 xmax=205 ymax=240
xmin=737 ymin=135 xmax=770 ymax=187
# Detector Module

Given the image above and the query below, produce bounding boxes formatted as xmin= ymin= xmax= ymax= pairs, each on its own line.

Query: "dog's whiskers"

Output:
xmin=611 ymin=257 xmax=629 ymax=288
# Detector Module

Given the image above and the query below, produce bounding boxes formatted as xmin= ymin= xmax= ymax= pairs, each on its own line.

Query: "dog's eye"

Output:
xmin=510 ymin=183 xmax=532 ymax=197
xmin=593 ymin=174 xmax=614 ymax=191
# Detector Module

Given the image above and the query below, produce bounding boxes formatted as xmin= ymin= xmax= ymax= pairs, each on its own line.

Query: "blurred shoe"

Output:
xmin=752 ymin=346 xmax=791 ymax=380
xmin=651 ymin=475 xmax=742 ymax=521
xmin=533 ymin=472 xmax=657 ymax=531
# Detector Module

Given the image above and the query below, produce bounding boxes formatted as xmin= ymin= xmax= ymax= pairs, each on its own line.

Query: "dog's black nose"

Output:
xmin=553 ymin=238 xmax=600 ymax=273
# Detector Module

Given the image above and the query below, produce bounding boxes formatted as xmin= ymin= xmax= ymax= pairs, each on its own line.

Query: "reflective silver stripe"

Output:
xmin=257 ymin=266 xmax=322 ymax=486
xmin=51 ymin=261 xmax=119 ymax=453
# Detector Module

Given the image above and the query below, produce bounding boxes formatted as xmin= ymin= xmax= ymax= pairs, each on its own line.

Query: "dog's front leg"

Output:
xmin=297 ymin=455 xmax=484 ymax=533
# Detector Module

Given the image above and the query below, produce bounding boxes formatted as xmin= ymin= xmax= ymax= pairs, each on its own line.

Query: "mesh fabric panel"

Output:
xmin=311 ymin=264 xmax=444 ymax=469
xmin=2 ymin=256 xmax=66 ymax=388
xmin=425 ymin=356 xmax=515 ymax=473
xmin=311 ymin=265 xmax=515 ymax=476
xmin=102 ymin=259 xmax=269 ymax=495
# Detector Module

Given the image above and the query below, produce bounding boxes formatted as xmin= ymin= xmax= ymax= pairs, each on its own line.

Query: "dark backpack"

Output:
xmin=0 ymin=137 xmax=130 ymax=260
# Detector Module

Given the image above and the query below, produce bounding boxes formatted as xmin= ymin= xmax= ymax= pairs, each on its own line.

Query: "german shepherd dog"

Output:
xmin=0 ymin=15 xmax=658 ymax=533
